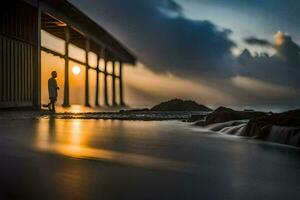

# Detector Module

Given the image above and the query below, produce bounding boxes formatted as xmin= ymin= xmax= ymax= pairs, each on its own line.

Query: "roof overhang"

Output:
xmin=40 ymin=0 xmax=136 ymax=64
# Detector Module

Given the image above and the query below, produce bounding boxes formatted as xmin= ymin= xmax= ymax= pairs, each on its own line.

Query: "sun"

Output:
xmin=72 ymin=66 xmax=81 ymax=75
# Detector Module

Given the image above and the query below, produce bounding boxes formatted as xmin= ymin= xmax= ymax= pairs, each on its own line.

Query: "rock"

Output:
xmin=244 ymin=109 xmax=255 ymax=112
xmin=202 ymin=107 xmax=265 ymax=125
xmin=150 ymin=99 xmax=212 ymax=112
xmin=194 ymin=120 xmax=206 ymax=126
xmin=185 ymin=114 xmax=207 ymax=122
xmin=267 ymin=126 xmax=300 ymax=146
xmin=242 ymin=109 xmax=300 ymax=146
xmin=193 ymin=106 xmax=300 ymax=147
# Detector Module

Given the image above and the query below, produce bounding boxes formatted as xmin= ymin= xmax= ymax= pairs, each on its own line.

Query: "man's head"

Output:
xmin=51 ymin=71 xmax=57 ymax=78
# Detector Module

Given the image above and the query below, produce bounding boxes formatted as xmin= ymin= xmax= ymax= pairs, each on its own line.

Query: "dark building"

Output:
xmin=0 ymin=0 xmax=136 ymax=109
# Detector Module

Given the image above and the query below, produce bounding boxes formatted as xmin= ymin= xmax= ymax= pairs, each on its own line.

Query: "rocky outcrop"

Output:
xmin=151 ymin=99 xmax=212 ymax=112
xmin=268 ymin=126 xmax=300 ymax=147
xmin=197 ymin=107 xmax=300 ymax=147
xmin=242 ymin=109 xmax=300 ymax=146
xmin=201 ymin=107 xmax=265 ymax=125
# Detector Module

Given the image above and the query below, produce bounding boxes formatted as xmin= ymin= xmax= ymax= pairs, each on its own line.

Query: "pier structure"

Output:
xmin=0 ymin=0 xmax=135 ymax=108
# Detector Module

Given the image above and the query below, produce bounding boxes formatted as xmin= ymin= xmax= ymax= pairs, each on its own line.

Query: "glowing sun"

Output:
xmin=72 ymin=66 xmax=81 ymax=75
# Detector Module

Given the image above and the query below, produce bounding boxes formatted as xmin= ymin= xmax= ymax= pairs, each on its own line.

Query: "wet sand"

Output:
xmin=0 ymin=118 xmax=299 ymax=199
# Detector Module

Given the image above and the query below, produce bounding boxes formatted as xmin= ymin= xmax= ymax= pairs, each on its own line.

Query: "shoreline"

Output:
xmin=1 ymin=108 xmax=299 ymax=148
xmin=0 ymin=110 xmax=206 ymax=121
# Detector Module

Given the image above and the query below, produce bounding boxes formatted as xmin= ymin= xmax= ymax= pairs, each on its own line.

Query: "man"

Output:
xmin=43 ymin=71 xmax=59 ymax=112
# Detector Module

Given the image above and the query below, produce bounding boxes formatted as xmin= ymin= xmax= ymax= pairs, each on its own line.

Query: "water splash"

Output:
xmin=204 ymin=120 xmax=247 ymax=136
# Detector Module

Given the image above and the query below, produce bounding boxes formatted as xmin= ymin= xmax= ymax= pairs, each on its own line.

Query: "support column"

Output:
xmin=34 ymin=5 xmax=41 ymax=108
xmin=95 ymin=54 xmax=100 ymax=106
xmin=104 ymin=56 xmax=109 ymax=106
xmin=62 ymin=26 xmax=70 ymax=107
xmin=84 ymin=38 xmax=90 ymax=107
xmin=112 ymin=60 xmax=116 ymax=106
xmin=119 ymin=61 xmax=124 ymax=106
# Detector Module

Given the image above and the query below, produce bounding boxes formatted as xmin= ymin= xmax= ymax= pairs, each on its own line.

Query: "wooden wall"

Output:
xmin=0 ymin=1 xmax=39 ymax=108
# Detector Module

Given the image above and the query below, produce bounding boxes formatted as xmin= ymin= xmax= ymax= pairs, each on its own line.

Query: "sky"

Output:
xmin=45 ymin=0 xmax=300 ymax=109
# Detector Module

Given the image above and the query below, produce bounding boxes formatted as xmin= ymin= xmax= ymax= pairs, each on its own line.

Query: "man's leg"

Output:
xmin=42 ymin=102 xmax=51 ymax=109
xmin=50 ymin=99 xmax=56 ymax=112
xmin=52 ymin=100 xmax=56 ymax=112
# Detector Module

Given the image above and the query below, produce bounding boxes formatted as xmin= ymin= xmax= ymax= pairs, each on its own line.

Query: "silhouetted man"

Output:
xmin=43 ymin=71 xmax=59 ymax=112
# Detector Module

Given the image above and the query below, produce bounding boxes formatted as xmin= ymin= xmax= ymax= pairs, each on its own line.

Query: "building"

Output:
xmin=0 ymin=0 xmax=136 ymax=109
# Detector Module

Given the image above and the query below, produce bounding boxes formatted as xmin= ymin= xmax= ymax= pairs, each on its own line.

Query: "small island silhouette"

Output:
xmin=121 ymin=98 xmax=212 ymax=112
xmin=151 ymin=99 xmax=212 ymax=112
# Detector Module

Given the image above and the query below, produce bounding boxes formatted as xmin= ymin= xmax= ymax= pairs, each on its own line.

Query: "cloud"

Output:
xmin=238 ymin=32 xmax=300 ymax=89
xmin=244 ymin=37 xmax=272 ymax=47
xmin=231 ymin=75 xmax=299 ymax=103
xmin=67 ymin=0 xmax=300 ymax=106
xmin=144 ymin=17 xmax=236 ymax=78
xmin=274 ymin=32 xmax=300 ymax=67
xmin=69 ymin=0 xmax=236 ymax=79
xmin=158 ymin=0 xmax=183 ymax=18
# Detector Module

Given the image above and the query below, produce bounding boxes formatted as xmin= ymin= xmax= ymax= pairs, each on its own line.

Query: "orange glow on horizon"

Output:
xmin=274 ymin=31 xmax=285 ymax=46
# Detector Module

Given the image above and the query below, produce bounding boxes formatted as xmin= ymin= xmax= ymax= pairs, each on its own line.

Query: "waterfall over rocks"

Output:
xmin=268 ymin=126 xmax=300 ymax=146
xmin=202 ymin=121 xmax=300 ymax=147
xmin=195 ymin=107 xmax=300 ymax=147
xmin=205 ymin=120 xmax=247 ymax=135
xmin=220 ymin=124 xmax=246 ymax=135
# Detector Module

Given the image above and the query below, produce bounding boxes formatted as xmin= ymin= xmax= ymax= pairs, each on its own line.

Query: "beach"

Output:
xmin=0 ymin=117 xmax=299 ymax=199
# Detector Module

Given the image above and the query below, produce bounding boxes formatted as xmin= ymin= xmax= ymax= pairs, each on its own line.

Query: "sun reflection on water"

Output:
xmin=35 ymin=119 xmax=198 ymax=173
xmin=36 ymin=118 xmax=90 ymax=158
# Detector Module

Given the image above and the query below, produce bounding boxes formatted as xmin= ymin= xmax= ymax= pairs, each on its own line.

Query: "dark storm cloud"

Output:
xmin=162 ymin=0 xmax=183 ymax=12
xmin=238 ymin=33 xmax=300 ymax=89
xmin=158 ymin=0 xmax=183 ymax=17
xmin=274 ymin=33 xmax=300 ymax=67
xmin=70 ymin=0 xmax=236 ymax=78
xmin=244 ymin=37 xmax=272 ymax=47
xmin=69 ymin=0 xmax=300 ymax=93
xmin=64 ymin=0 xmax=300 ymax=107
